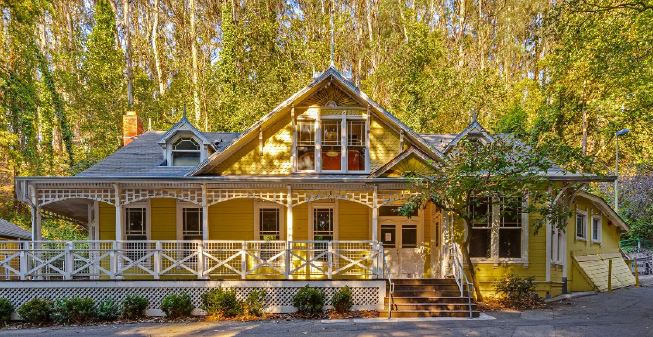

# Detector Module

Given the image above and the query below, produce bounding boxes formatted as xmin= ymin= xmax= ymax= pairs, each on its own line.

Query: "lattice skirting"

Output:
xmin=1 ymin=280 xmax=386 ymax=317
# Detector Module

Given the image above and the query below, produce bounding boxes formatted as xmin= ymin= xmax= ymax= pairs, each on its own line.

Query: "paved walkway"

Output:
xmin=3 ymin=285 xmax=653 ymax=337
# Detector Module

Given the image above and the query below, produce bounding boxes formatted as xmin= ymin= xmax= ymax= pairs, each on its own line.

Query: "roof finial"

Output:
xmin=329 ymin=0 xmax=335 ymax=68
xmin=182 ymin=103 xmax=188 ymax=121
xmin=471 ymin=109 xmax=478 ymax=124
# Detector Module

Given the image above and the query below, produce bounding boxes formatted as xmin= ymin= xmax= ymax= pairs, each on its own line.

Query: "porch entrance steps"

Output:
xmin=380 ymin=278 xmax=480 ymax=318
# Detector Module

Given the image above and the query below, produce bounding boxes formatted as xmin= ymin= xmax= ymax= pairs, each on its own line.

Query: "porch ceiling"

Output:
xmin=42 ymin=198 xmax=92 ymax=223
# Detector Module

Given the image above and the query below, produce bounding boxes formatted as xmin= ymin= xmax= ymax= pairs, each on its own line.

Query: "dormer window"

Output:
xmin=171 ymin=137 xmax=201 ymax=166
xmin=295 ymin=114 xmax=368 ymax=173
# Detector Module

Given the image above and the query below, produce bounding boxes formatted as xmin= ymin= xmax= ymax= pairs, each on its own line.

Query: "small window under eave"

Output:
xmin=171 ymin=137 xmax=201 ymax=166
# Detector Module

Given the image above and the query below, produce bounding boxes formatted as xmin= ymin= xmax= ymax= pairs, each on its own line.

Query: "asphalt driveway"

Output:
xmin=2 ymin=285 xmax=652 ymax=337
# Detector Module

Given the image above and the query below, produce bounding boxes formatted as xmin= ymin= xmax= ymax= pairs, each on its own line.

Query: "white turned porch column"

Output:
xmin=286 ymin=185 xmax=293 ymax=241
xmin=113 ymin=184 xmax=123 ymax=279
xmin=371 ymin=186 xmax=378 ymax=242
xmin=29 ymin=185 xmax=42 ymax=241
xmin=201 ymin=184 xmax=209 ymax=240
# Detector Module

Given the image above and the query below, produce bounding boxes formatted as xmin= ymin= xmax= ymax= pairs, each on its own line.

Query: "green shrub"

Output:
xmin=0 ymin=298 xmax=13 ymax=323
xmin=331 ymin=286 xmax=353 ymax=313
xmin=243 ymin=289 xmax=266 ymax=317
xmin=161 ymin=293 xmax=194 ymax=319
xmin=292 ymin=285 xmax=325 ymax=316
xmin=96 ymin=299 xmax=121 ymax=321
xmin=52 ymin=297 xmax=96 ymax=324
xmin=17 ymin=298 xmax=52 ymax=324
xmin=121 ymin=295 xmax=149 ymax=320
xmin=494 ymin=274 xmax=543 ymax=309
xmin=201 ymin=288 xmax=242 ymax=318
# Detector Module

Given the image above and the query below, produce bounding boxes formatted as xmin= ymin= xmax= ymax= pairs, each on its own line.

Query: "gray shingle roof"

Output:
xmin=0 ymin=218 xmax=31 ymax=240
xmin=419 ymin=134 xmax=457 ymax=152
xmin=77 ymin=131 xmax=240 ymax=178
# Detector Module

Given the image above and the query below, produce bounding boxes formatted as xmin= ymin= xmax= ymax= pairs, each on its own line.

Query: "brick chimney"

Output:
xmin=122 ymin=111 xmax=143 ymax=146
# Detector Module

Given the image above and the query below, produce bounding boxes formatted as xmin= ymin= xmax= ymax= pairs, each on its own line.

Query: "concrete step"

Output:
xmin=391 ymin=289 xmax=469 ymax=297
xmin=391 ymin=284 xmax=462 ymax=292
xmin=379 ymin=310 xmax=480 ymax=318
xmin=390 ymin=278 xmax=458 ymax=285
xmin=385 ymin=296 xmax=474 ymax=304
xmin=388 ymin=303 xmax=476 ymax=311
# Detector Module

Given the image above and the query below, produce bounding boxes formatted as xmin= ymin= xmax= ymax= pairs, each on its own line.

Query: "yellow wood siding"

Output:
xmin=216 ymin=115 xmax=293 ymax=175
xmin=208 ymin=199 xmax=254 ymax=240
xmin=150 ymin=198 xmax=176 ymax=240
xmin=338 ymin=200 xmax=370 ymax=240
xmin=369 ymin=117 xmax=401 ymax=172
xmin=382 ymin=153 xmax=435 ymax=177
xmin=99 ymin=202 xmax=115 ymax=240
xmin=292 ymin=203 xmax=309 ymax=240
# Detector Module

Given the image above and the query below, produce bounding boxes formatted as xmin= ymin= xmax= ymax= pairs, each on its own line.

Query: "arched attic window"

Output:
xmin=171 ymin=137 xmax=201 ymax=166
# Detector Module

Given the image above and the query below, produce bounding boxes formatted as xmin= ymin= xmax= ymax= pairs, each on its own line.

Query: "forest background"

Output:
xmin=1 ymin=0 xmax=652 ymax=241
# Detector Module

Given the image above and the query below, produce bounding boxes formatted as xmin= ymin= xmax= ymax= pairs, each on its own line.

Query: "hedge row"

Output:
xmin=0 ymin=285 xmax=354 ymax=324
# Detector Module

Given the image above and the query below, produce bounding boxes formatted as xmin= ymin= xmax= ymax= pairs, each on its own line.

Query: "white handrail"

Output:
xmin=0 ymin=240 xmax=383 ymax=281
xmin=450 ymin=242 xmax=475 ymax=318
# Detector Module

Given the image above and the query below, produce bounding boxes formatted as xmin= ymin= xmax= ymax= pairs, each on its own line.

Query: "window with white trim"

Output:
xmin=499 ymin=197 xmax=522 ymax=258
xmin=125 ymin=207 xmax=147 ymax=241
xmin=576 ymin=211 xmax=587 ymax=240
xmin=591 ymin=216 xmax=602 ymax=243
xmin=313 ymin=207 xmax=334 ymax=262
xmin=469 ymin=197 xmax=491 ymax=258
xmin=259 ymin=208 xmax=280 ymax=240
xmin=171 ymin=137 xmax=201 ymax=166
xmin=295 ymin=116 xmax=368 ymax=173
xmin=182 ymin=207 xmax=203 ymax=240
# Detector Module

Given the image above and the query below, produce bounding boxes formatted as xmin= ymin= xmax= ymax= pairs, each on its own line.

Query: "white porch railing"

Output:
xmin=0 ymin=240 xmax=384 ymax=281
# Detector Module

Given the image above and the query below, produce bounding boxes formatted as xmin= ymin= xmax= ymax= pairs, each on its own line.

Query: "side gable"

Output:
xmin=191 ymin=67 xmax=444 ymax=176
xmin=371 ymin=147 xmax=438 ymax=178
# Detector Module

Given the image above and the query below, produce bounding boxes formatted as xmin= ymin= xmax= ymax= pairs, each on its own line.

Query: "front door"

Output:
xmin=380 ymin=220 xmax=423 ymax=278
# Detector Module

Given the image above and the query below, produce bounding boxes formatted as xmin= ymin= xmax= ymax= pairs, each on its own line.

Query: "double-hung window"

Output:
xmin=499 ymin=197 xmax=522 ymax=258
xmin=295 ymin=116 xmax=367 ymax=173
xmin=576 ymin=211 xmax=587 ymax=240
xmin=591 ymin=216 xmax=602 ymax=243
xmin=469 ymin=197 xmax=491 ymax=258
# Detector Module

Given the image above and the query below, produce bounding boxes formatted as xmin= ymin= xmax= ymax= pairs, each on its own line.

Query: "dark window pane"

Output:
xmin=471 ymin=198 xmax=491 ymax=227
xmin=313 ymin=209 xmax=333 ymax=235
xmin=469 ymin=229 xmax=491 ymax=258
xmin=499 ymin=228 xmax=521 ymax=258
xmin=347 ymin=147 xmax=365 ymax=171
xmin=172 ymin=152 xmax=200 ymax=166
xmin=322 ymin=120 xmax=341 ymax=146
xmin=297 ymin=146 xmax=315 ymax=170
xmin=322 ymin=146 xmax=342 ymax=170
xmin=298 ymin=121 xmax=315 ymax=145
xmin=402 ymin=225 xmax=417 ymax=248
xmin=183 ymin=208 xmax=203 ymax=239
xmin=381 ymin=225 xmax=396 ymax=248
xmin=259 ymin=208 xmax=280 ymax=239
xmin=379 ymin=206 xmax=418 ymax=217
xmin=502 ymin=197 xmax=522 ymax=227
xmin=126 ymin=208 xmax=146 ymax=240
xmin=576 ymin=214 xmax=585 ymax=238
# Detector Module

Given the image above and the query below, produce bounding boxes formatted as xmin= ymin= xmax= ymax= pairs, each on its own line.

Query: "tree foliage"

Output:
xmin=1 ymin=1 xmax=651 ymax=238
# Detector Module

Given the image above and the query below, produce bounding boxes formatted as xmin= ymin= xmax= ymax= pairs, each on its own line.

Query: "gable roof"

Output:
xmin=189 ymin=66 xmax=445 ymax=176
xmin=0 ymin=218 xmax=30 ymax=240
xmin=443 ymin=118 xmax=494 ymax=153
xmin=370 ymin=147 xmax=438 ymax=178
xmin=158 ymin=115 xmax=214 ymax=148
xmin=77 ymin=131 xmax=239 ymax=178
xmin=576 ymin=191 xmax=628 ymax=231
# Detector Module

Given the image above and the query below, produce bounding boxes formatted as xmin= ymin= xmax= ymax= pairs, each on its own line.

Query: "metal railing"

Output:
xmin=0 ymin=240 xmax=384 ymax=281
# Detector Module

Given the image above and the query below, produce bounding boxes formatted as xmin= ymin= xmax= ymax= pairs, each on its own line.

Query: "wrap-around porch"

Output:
xmin=4 ymin=179 xmax=445 ymax=281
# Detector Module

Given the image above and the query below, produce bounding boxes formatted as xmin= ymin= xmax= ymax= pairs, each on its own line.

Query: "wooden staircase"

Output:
xmin=380 ymin=279 xmax=480 ymax=318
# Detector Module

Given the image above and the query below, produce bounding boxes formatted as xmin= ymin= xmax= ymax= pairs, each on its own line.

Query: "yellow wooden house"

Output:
xmin=2 ymin=67 xmax=633 ymax=316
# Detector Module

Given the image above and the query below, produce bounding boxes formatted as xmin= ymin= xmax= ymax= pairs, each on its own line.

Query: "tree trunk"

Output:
xmin=190 ymin=0 xmax=201 ymax=123
xmin=581 ymin=106 xmax=588 ymax=155
xmin=151 ymin=0 xmax=165 ymax=96
xmin=123 ymin=0 xmax=134 ymax=109
xmin=463 ymin=220 xmax=484 ymax=301
xmin=457 ymin=0 xmax=466 ymax=69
